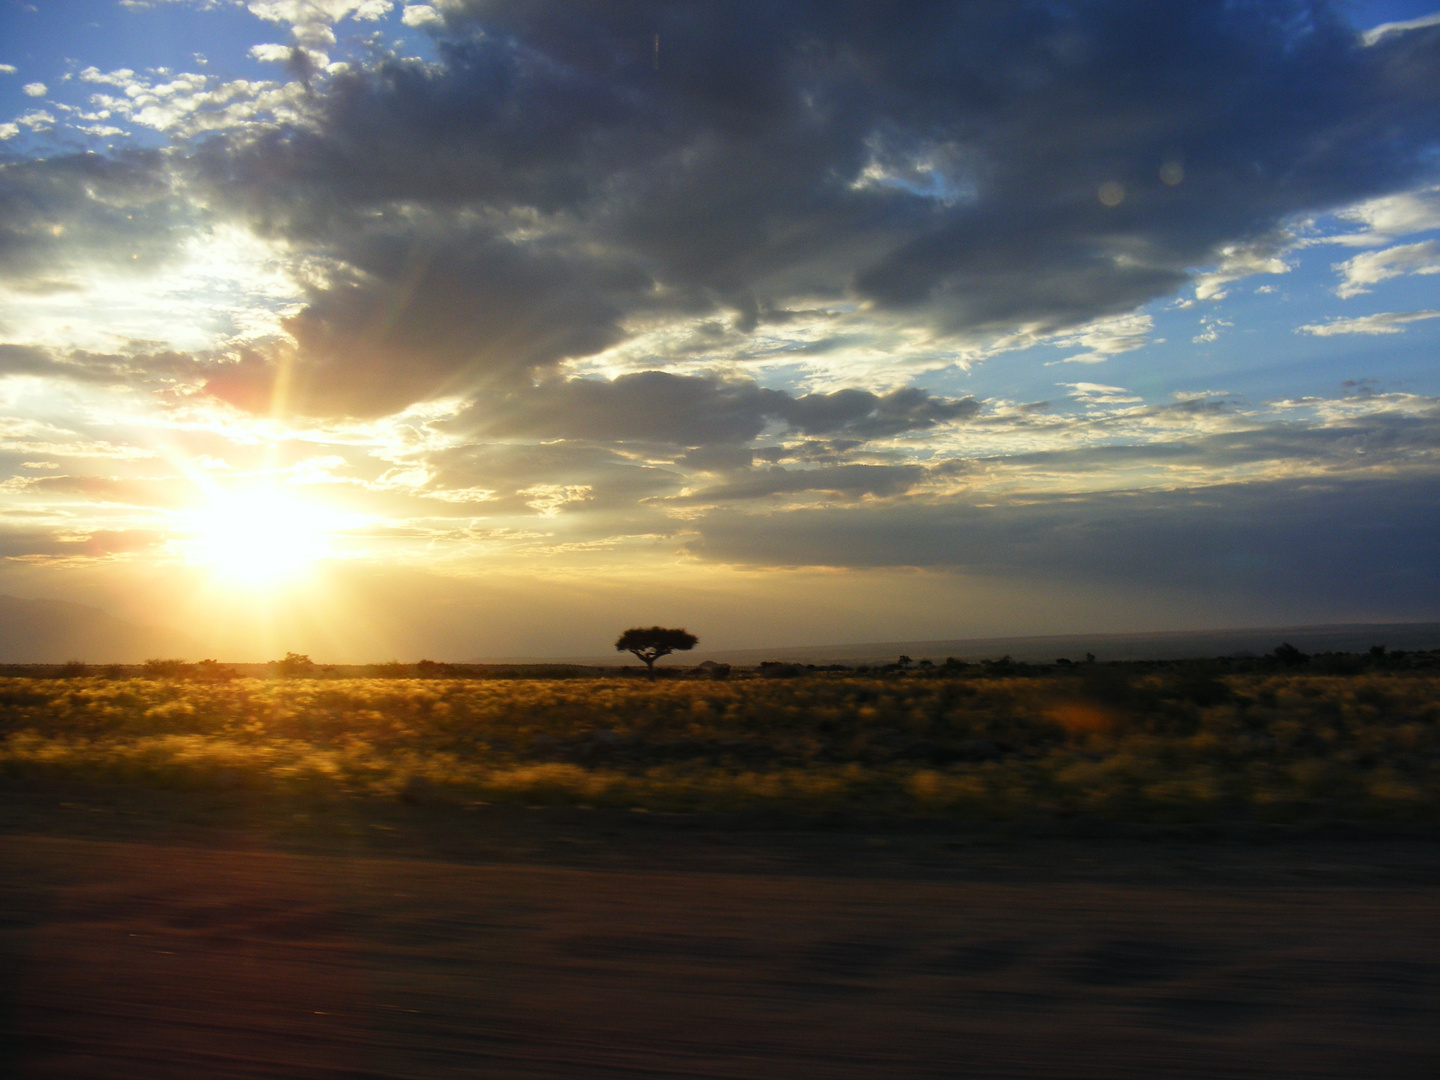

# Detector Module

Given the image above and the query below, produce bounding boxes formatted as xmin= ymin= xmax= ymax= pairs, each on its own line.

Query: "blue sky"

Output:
xmin=0 ymin=1 xmax=1438 ymax=659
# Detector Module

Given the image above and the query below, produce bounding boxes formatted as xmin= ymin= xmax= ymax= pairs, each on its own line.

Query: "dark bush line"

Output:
xmin=2 ymin=644 xmax=1436 ymax=682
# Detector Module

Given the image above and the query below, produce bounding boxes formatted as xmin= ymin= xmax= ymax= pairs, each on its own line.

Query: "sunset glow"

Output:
xmin=0 ymin=1 xmax=1437 ymax=661
xmin=186 ymin=488 xmax=337 ymax=585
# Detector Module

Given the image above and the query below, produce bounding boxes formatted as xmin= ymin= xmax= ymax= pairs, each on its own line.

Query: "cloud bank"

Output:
xmin=1 ymin=0 xmax=1439 ymax=636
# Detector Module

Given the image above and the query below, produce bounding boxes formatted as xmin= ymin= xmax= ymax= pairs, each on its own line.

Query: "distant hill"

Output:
xmin=0 ymin=594 xmax=202 ymax=664
xmin=498 ymin=622 xmax=1440 ymax=667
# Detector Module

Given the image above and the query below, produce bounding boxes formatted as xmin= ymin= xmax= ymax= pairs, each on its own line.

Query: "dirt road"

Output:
xmin=1 ymin=788 xmax=1437 ymax=1078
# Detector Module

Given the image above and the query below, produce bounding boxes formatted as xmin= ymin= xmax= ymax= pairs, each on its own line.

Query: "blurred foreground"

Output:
xmin=1 ymin=665 xmax=1437 ymax=1076
xmin=0 ymin=784 xmax=1436 ymax=1078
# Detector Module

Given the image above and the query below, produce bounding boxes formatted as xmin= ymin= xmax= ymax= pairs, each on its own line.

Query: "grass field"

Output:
xmin=2 ymin=660 xmax=1438 ymax=821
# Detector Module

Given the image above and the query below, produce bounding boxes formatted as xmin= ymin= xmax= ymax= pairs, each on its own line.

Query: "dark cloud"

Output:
xmin=279 ymin=231 xmax=653 ymax=417
xmin=0 ymin=343 xmax=200 ymax=388
xmin=461 ymin=371 xmax=977 ymax=447
xmin=686 ymin=471 xmax=1440 ymax=615
xmin=682 ymin=463 xmax=927 ymax=503
xmin=990 ymin=398 xmax=1440 ymax=473
xmin=422 ymin=441 xmax=683 ymax=514
xmin=472 ymin=372 xmax=781 ymax=445
xmin=178 ymin=1 xmax=1440 ymax=417
xmin=782 ymin=386 xmax=980 ymax=438
xmin=0 ymin=527 xmax=166 ymax=560
xmin=0 ymin=344 xmax=64 ymax=379
xmin=0 ymin=150 xmax=184 ymax=283
xmin=680 ymin=444 xmax=755 ymax=473
xmin=19 ymin=475 xmax=193 ymax=509
xmin=201 ymin=348 xmax=281 ymax=413
xmin=197 ymin=222 xmax=655 ymax=417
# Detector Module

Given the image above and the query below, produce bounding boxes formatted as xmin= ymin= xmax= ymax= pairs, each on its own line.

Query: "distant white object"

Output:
xmin=1361 ymin=12 xmax=1440 ymax=47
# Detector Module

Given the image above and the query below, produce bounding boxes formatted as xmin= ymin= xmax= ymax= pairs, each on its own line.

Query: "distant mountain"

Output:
xmin=0 ymin=594 xmax=202 ymax=664
xmin=505 ymin=622 xmax=1440 ymax=667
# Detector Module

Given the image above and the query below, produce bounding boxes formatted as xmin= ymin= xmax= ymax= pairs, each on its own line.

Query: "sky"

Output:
xmin=0 ymin=0 xmax=1438 ymax=661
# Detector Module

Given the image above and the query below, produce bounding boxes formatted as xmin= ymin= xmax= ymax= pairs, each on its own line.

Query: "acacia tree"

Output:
xmin=615 ymin=626 xmax=698 ymax=681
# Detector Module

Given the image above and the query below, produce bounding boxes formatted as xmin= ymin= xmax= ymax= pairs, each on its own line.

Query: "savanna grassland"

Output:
xmin=3 ymin=658 xmax=1437 ymax=822
xmin=6 ymin=660 xmax=1440 ymax=1080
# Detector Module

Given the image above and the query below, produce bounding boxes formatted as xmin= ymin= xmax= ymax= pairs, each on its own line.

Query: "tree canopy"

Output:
xmin=615 ymin=626 xmax=698 ymax=680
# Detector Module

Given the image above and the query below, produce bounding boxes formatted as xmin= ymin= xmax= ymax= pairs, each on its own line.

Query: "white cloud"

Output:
xmin=22 ymin=82 xmax=46 ymax=97
xmin=401 ymin=4 xmax=441 ymax=27
xmin=1048 ymin=312 xmax=1154 ymax=365
xmin=3 ymin=221 xmax=305 ymax=357
xmin=1192 ymin=317 xmax=1232 ymax=344
xmin=1334 ymin=186 xmax=1440 ymax=241
xmin=521 ymin=484 xmax=593 ymax=517
xmin=1297 ymin=310 xmax=1440 ymax=336
xmin=79 ymin=67 xmax=138 ymax=87
xmin=1335 ymin=240 xmax=1440 ymax=298
xmin=249 ymin=44 xmax=296 ymax=63
xmin=1193 ymin=240 xmax=1290 ymax=300
xmin=0 ymin=64 xmax=17 ymax=75
xmin=239 ymin=2 xmax=394 ymax=77
xmin=1361 ymin=12 xmax=1440 ymax=46
xmin=15 ymin=109 xmax=55 ymax=131
xmin=77 ymin=65 xmax=304 ymax=137
xmin=1171 ymin=390 xmax=1231 ymax=402
xmin=247 ymin=1 xmax=392 ymax=25
xmin=292 ymin=23 xmax=337 ymax=51
xmin=1060 ymin=382 xmax=1144 ymax=405
xmin=0 ymin=123 xmax=18 ymax=140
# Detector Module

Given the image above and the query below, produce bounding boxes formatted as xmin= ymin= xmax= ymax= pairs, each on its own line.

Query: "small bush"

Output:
xmin=142 ymin=658 xmax=189 ymax=679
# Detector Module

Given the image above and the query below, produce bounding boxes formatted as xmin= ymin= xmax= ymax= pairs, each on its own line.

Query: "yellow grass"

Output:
xmin=0 ymin=671 xmax=1436 ymax=820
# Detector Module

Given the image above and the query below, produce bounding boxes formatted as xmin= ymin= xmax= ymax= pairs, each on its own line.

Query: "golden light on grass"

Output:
xmin=0 ymin=671 xmax=1435 ymax=821
xmin=1046 ymin=700 xmax=1115 ymax=736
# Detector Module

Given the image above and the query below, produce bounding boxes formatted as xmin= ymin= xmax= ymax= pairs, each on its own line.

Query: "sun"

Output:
xmin=187 ymin=487 xmax=336 ymax=583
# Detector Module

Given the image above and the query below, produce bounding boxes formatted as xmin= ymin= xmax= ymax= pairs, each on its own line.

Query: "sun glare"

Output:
xmin=188 ymin=488 xmax=336 ymax=583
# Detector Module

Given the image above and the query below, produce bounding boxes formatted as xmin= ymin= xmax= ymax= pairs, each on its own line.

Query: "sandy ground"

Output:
xmin=1 ymin=782 xmax=1437 ymax=1078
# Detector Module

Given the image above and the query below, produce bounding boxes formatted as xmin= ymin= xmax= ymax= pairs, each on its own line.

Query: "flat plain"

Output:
xmin=2 ymin=665 xmax=1438 ymax=1077
xmin=2 ymin=663 xmax=1437 ymax=820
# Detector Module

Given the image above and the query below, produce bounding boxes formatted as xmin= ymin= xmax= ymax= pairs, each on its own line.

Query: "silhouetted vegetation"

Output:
xmin=1273 ymin=642 xmax=1308 ymax=667
xmin=615 ymin=627 xmax=698 ymax=681
xmin=271 ymin=652 xmax=315 ymax=678
xmin=142 ymin=658 xmax=189 ymax=679
xmin=758 ymin=661 xmax=803 ymax=678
